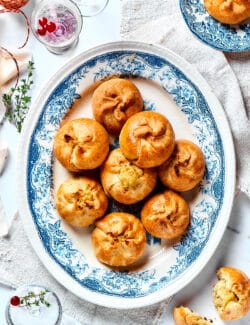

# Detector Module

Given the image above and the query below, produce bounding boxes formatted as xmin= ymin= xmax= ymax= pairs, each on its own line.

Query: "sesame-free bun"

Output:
xmin=92 ymin=212 xmax=146 ymax=267
xmin=173 ymin=306 xmax=213 ymax=324
xmin=213 ymin=266 xmax=250 ymax=320
xmin=53 ymin=118 xmax=109 ymax=172
xmin=141 ymin=190 xmax=190 ymax=239
xmin=100 ymin=148 xmax=157 ymax=204
xmin=119 ymin=111 xmax=175 ymax=168
xmin=204 ymin=0 xmax=250 ymax=24
xmin=92 ymin=78 xmax=143 ymax=135
xmin=158 ymin=139 xmax=205 ymax=192
xmin=56 ymin=177 xmax=108 ymax=227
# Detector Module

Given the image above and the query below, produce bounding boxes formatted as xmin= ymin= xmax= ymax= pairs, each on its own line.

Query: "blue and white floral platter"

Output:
xmin=180 ymin=0 xmax=250 ymax=52
xmin=18 ymin=41 xmax=235 ymax=308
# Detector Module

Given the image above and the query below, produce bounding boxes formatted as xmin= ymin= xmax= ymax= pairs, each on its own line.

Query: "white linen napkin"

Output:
xmin=121 ymin=0 xmax=250 ymax=198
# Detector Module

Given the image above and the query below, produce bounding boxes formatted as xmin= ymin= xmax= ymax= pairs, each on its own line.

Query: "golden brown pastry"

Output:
xmin=213 ymin=266 xmax=250 ymax=320
xmin=204 ymin=0 xmax=250 ymax=24
xmin=158 ymin=139 xmax=205 ymax=192
xmin=173 ymin=306 xmax=213 ymax=325
xmin=100 ymin=148 xmax=157 ymax=204
xmin=119 ymin=111 xmax=175 ymax=168
xmin=53 ymin=118 xmax=109 ymax=172
xmin=92 ymin=212 xmax=146 ymax=267
xmin=92 ymin=78 xmax=143 ymax=135
xmin=56 ymin=177 xmax=108 ymax=227
xmin=141 ymin=190 xmax=190 ymax=239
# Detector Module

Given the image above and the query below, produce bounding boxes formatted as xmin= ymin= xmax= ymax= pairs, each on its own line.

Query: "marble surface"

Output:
xmin=0 ymin=0 xmax=250 ymax=324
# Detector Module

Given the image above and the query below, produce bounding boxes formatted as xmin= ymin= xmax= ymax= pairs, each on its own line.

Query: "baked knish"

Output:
xmin=173 ymin=306 xmax=213 ymax=324
xmin=141 ymin=190 xmax=190 ymax=239
xmin=92 ymin=212 xmax=146 ymax=267
xmin=204 ymin=0 xmax=250 ymax=24
xmin=56 ymin=177 xmax=108 ymax=227
xmin=100 ymin=148 xmax=157 ymax=204
xmin=53 ymin=118 xmax=109 ymax=172
xmin=92 ymin=78 xmax=143 ymax=135
xmin=213 ymin=266 xmax=250 ymax=320
xmin=158 ymin=139 xmax=205 ymax=192
xmin=119 ymin=111 xmax=175 ymax=168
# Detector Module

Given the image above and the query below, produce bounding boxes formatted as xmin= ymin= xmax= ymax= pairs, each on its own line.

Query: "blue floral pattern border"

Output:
xmin=180 ymin=0 xmax=250 ymax=52
xmin=27 ymin=50 xmax=224 ymax=298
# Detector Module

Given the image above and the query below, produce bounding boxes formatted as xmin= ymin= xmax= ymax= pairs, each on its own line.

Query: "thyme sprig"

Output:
xmin=20 ymin=289 xmax=51 ymax=308
xmin=10 ymin=289 xmax=51 ymax=308
xmin=2 ymin=60 xmax=34 ymax=132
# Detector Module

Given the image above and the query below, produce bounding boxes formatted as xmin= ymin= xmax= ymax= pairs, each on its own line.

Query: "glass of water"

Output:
xmin=31 ymin=0 xmax=83 ymax=54
xmin=73 ymin=0 xmax=109 ymax=17
xmin=5 ymin=284 xmax=62 ymax=325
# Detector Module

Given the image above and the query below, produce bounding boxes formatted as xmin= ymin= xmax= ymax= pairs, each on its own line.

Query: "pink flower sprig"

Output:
xmin=37 ymin=17 xmax=56 ymax=36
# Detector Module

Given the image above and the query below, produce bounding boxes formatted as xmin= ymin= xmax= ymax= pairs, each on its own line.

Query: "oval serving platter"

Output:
xmin=17 ymin=41 xmax=235 ymax=309
xmin=180 ymin=0 xmax=250 ymax=52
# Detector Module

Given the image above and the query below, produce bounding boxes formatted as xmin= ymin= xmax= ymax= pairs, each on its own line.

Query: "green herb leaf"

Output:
xmin=1 ymin=60 xmax=35 ymax=132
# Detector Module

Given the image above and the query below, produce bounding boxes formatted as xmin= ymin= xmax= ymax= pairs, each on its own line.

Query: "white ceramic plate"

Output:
xmin=180 ymin=0 xmax=250 ymax=52
xmin=18 ymin=41 xmax=235 ymax=309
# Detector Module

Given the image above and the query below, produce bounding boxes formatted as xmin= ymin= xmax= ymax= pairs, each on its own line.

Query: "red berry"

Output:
xmin=46 ymin=21 xmax=56 ymax=33
xmin=10 ymin=296 xmax=20 ymax=306
xmin=37 ymin=27 xmax=47 ymax=36
xmin=39 ymin=17 xmax=48 ymax=27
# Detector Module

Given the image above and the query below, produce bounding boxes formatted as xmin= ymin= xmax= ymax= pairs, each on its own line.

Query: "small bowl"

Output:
xmin=5 ymin=284 xmax=62 ymax=324
xmin=31 ymin=0 xmax=83 ymax=54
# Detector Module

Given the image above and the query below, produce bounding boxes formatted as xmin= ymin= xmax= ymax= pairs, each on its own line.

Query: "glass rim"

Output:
xmin=5 ymin=284 xmax=63 ymax=325
xmin=30 ymin=0 xmax=83 ymax=50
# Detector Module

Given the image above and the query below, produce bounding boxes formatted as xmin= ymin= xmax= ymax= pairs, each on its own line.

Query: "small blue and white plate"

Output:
xmin=180 ymin=0 xmax=250 ymax=52
xmin=18 ymin=41 xmax=235 ymax=309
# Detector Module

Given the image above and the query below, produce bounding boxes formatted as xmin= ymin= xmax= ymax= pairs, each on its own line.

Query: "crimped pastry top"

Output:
xmin=56 ymin=176 xmax=108 ymax=227
xmin=119 ymin=111 xmax=175 ymax=168
xmin=92 ymin=212 xmax=146 ymax=267
xmin=100 ymin=148 xmax=157 ymax=204
xmin=204 ymin=0 xmax=250 ymax=24
xmin=158 ymin=139 xmax=205 ymax=192
xmin=92 ymin=78 xmax=143 ymax=135
xmin=53 ymin=118 xmax=109 ymax=172
xmin=213 ymin=266 xmax=250 ymax=320
xmin=141 ymin=190 xmax=190 ymax=239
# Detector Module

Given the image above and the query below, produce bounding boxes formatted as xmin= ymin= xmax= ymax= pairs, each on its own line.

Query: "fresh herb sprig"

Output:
xmin=10 ymin=289 xmax=51 ymax=308
xmin=2 ymin=60 xmax=34 ymax=132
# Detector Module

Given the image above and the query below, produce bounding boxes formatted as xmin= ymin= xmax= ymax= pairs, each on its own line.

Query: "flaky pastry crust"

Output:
xmin=173 ymin=306 xmax=213 ymax=325
xmin=53 ymin=118 xmax=109 ymax=172
xmin=92 ymin=212 xmax=146 ymax=267
xmin=119 ymin=111 xmax=175 ymax=168
xmin=204 ymin=0 xmax=250 ymax=24
xmin=92 ymin=78 xmax=143 ymax=135
xmin=141 ymin=190 xmax=190 ymax=239
xmin=158 ymin=139 xmax=205 ymax=192
xmin=56 ymin=177 xmax=108 ymax=227
xmin=100 ymin=148 xmax=157 ymax=204
xmin=213 ymin=266 xmax=250 ymax=320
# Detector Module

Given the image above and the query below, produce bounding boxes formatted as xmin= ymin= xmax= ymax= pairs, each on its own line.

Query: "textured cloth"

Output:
xmin=121 ymin=0 xmax=250 ymax=197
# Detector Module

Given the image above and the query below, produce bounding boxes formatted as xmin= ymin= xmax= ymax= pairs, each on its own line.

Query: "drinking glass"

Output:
xmin=73 ymin=0 xmax=109 ymax=17
xmin=31 ymin=0 xmax=83 ymax=54
xmin=5 ymin=284 xmax=62 ymax=325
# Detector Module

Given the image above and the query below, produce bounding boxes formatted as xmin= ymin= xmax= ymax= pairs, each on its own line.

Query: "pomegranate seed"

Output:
xmin=10 ymin=296 xmax=21 ymax=306
xmin=39 ymin=17 xmax=48 ymax=27
xmin=46 ymin=21 xmax=56 ymax=33
xmin=37 ymin=27 xmax=47 ymax=36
